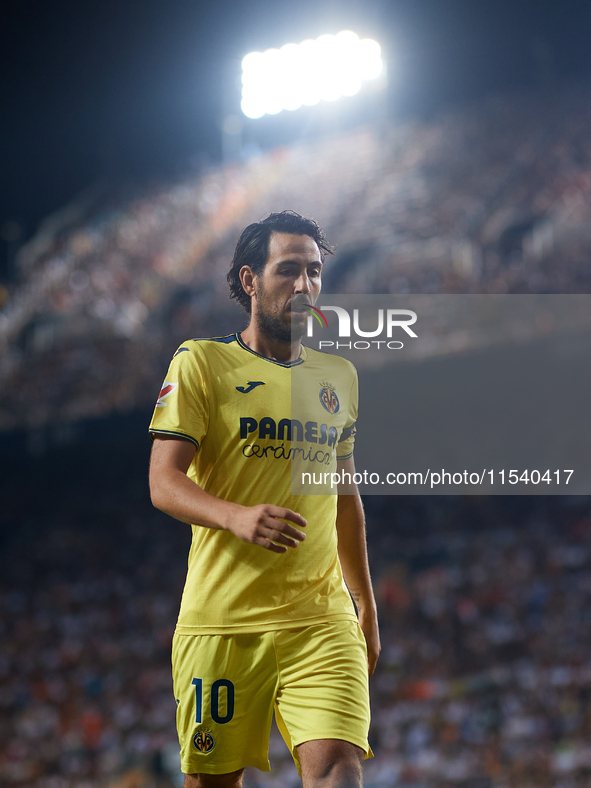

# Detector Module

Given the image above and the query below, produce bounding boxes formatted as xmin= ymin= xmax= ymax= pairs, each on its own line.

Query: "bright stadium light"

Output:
xmin=240 ymin=31 xmax=384 ymax=119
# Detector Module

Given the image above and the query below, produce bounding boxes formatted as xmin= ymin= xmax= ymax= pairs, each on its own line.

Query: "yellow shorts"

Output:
xmin=172 ymin=620 xmax=373 ymax=775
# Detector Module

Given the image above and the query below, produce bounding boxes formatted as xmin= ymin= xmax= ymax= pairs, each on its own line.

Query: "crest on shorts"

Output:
xmin=319 ymin=381 xmax=340 ymax=415
xmin=193 ymin=725 xmax=215 ymax=754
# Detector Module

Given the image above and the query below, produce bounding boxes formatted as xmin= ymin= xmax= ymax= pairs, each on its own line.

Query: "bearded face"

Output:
xmin=249 ymin=233 xmax=323 ymax=345
xmin=254 ymin=278 xmax=309 ymax=343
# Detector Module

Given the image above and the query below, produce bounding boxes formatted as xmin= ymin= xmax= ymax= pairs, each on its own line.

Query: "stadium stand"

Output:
xmin=2 ymin=86 xmax=591 ymax=432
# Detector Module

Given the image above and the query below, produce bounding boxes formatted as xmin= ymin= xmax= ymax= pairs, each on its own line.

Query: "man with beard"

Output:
xmin=149 ymin=211 xmax=380 ymax=788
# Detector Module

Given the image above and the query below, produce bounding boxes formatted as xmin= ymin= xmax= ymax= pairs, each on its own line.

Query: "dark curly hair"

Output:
xmin=227 ymin=210 xmax=334 ymax=313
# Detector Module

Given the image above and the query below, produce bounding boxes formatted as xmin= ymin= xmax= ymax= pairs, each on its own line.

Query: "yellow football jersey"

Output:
xmin=149 ymin=332 xmax=359 ymax=634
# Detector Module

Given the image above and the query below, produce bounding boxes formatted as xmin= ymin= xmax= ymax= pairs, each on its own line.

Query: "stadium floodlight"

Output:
xmin=241 ymin=31 xmax=384 ymax=120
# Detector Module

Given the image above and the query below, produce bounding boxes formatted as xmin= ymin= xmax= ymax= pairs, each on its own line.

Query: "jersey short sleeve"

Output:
xmin=149 ymin=346 xmax=209 ymax=449
xmin=336 ymin=363 xmax=358 ymax=460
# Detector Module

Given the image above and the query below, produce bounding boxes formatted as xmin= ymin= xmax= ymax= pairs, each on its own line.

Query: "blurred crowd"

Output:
xmin=364 ymin=495 xmax=591 ymax=788
xmin=0 ymin=468 xmax=188 ymax=788
xmin=2 ymin=461 xmax=591 ymax=788
xmin=2 ymin=84 xmax=591 ymax=430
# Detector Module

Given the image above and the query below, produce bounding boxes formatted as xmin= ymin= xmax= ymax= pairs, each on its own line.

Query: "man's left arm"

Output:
xmin=336 ymin=456 xmax=381 ymax=675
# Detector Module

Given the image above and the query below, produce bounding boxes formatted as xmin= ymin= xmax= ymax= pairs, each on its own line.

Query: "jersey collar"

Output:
xmin=236 ymin=332 xmax=306 ymax=367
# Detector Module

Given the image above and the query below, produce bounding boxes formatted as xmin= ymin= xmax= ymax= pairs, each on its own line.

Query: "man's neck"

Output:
xmin=240 ymin=324 xmax=301 ymax=363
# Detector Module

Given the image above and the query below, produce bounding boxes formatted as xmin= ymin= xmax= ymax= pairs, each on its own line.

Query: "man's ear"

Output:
xmin=240 ymin=265 xmax=256 ymax=298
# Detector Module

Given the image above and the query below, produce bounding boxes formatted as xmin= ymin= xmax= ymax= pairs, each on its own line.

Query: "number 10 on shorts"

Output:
xmin=192 ymin=677 xmax=235 ymax=724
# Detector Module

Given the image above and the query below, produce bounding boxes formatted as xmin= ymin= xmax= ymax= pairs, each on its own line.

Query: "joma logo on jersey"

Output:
xmin=240 ymin=417 xmax=338 ymax=448
xmin=236 ymin=381 xmax=265 ymax=394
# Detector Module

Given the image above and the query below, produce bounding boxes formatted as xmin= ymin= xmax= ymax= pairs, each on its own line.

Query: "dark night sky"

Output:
xmin=2 ymin=0 xmax=591 ymax=240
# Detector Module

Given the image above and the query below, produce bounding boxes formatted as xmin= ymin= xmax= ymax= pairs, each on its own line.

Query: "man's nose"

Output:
xmin=294 ymin=272 xmax=311 ymax=293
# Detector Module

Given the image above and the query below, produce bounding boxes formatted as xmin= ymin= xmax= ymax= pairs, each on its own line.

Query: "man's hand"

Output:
xmin=225 ymin=504 xmax=307 ymax=553
xmin=358 ymin=608 xmax=381 ymax=676
xmin=150 ymin=437 xmax=307 ymax=553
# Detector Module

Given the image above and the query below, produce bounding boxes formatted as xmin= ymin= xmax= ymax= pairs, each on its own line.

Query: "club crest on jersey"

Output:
xmin=319 ymin=381 xmax=339 ymax=414
xmin=193 ymin=726 xmax=215 ymax=754
xmin=156 ymin=380 xmax=178 ymax=408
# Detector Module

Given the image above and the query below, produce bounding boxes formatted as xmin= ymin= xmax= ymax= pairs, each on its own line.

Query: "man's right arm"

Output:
xmin=149 ymin=435 xmax=306 ymax=553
